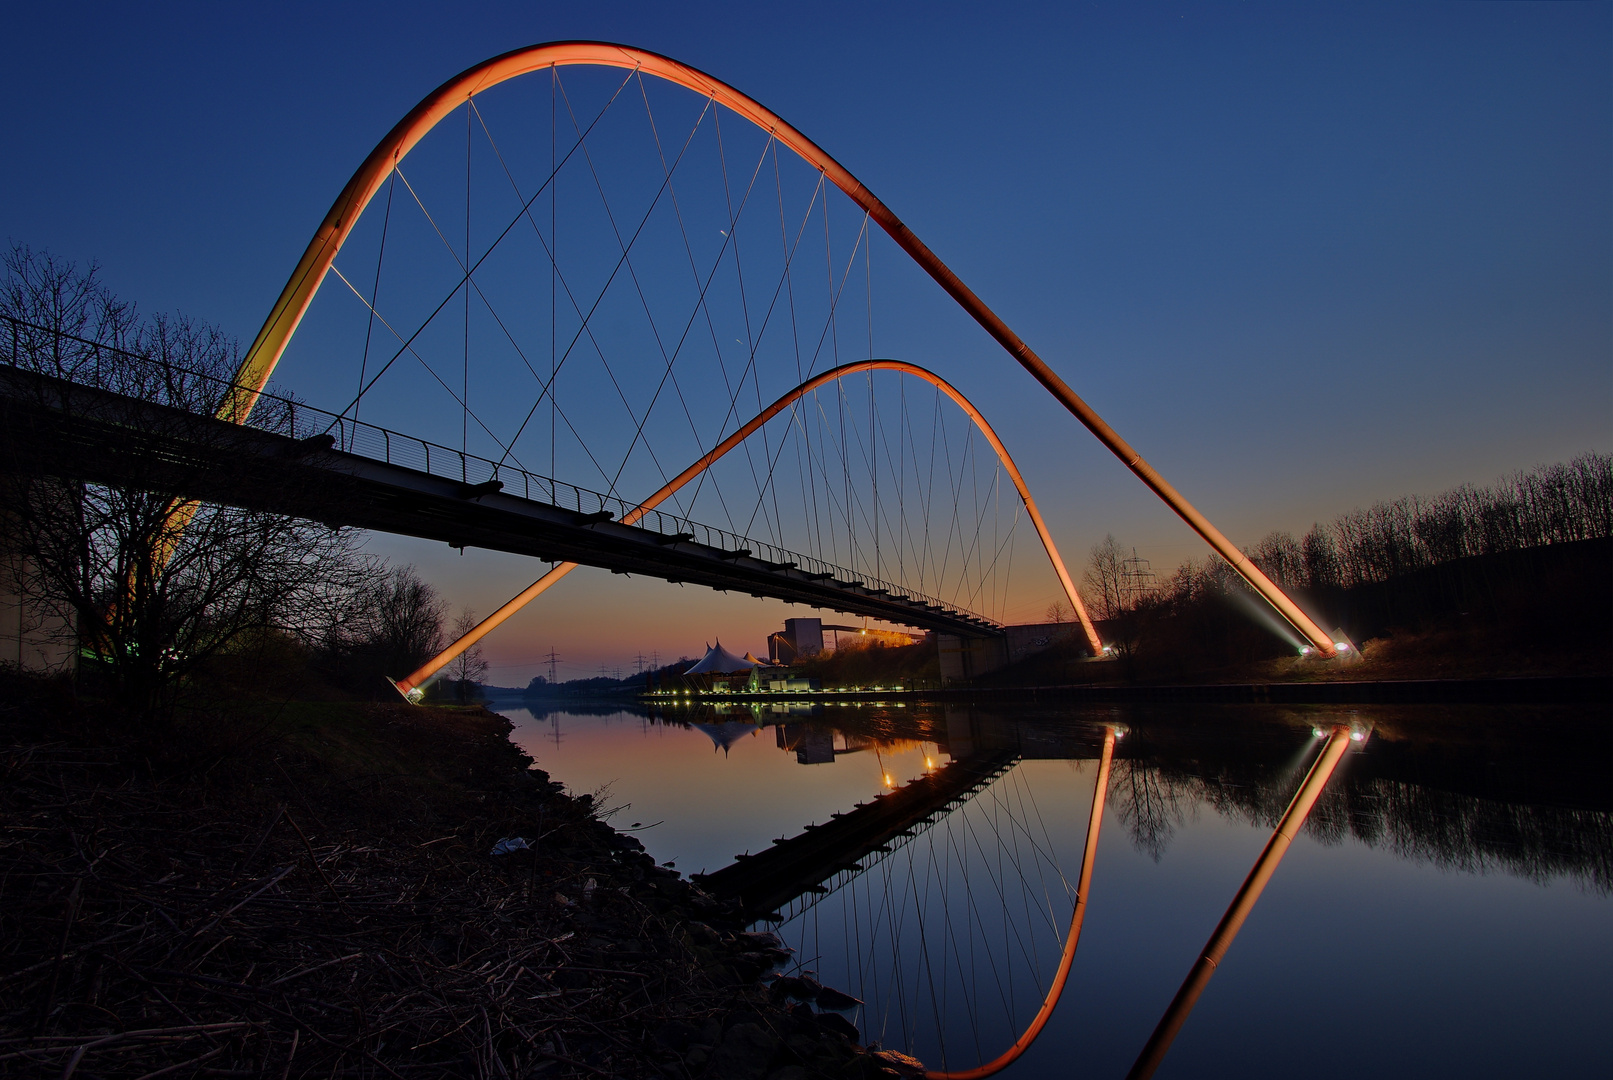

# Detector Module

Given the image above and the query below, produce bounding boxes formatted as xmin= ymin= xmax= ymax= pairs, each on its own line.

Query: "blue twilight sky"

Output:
xmin=4 ymin=2 xmax=1609 ymax=682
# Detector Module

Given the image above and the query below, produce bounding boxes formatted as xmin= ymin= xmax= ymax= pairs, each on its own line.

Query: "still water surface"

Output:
xmin=495 ymin=700 xmax=1610 ymax=1078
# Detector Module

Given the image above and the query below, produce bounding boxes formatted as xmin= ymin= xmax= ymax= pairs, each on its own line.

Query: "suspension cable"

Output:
xmin=923 ymin=727 xmax=1116 ymax=1080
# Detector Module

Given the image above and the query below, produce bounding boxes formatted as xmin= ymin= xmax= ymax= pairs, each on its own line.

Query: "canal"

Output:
xmin=494 ymin=699 xmax=1610 ymax=1078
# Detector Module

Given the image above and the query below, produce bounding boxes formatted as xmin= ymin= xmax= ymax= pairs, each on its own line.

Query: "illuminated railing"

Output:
xmin=1 ymin=315 xmax=999 ymax=629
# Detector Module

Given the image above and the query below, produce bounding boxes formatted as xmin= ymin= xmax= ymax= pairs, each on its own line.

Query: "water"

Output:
xmin=496 ymin=699 xmax=1612 ymax=1078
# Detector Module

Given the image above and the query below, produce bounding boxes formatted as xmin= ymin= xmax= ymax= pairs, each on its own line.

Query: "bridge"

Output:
xmin=0 ymin=39 xmax=1404 ymax=1080
xmin=693 ymin=748 xmax=1018 ymax=920
xmin=2 ymin=39 xmax=1347 ymax=691
xmin=0 ymin=344 xmax=1005 ymax=640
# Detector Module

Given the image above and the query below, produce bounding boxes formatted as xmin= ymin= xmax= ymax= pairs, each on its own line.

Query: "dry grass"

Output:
xmin=0 ymin=677 xmax=858 ymax=1079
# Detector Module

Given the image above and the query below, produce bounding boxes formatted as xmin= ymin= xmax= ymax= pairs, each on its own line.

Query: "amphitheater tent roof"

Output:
xmin=693 ymin=721 xmax=759 ymax=754
xmin=684 ymin=641 xmax=756 ymax=675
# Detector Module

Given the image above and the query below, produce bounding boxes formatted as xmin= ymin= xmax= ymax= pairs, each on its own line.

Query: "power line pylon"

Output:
xmin=544 ymin=648 xmax=561 ymax=683
xmin=1121 ymin=548 xmax=1157 ymax=609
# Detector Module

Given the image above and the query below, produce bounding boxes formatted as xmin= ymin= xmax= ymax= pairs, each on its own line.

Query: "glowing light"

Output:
xmin=1300 ymin=647 xmax=1312 ymax=656
xmin=1350 ymin=731 xmax=1365 ymax=742
xmin=924 ymin=757 xmax=935 ymax=770
xmin=1335 ymin=642 xmax=1350 ymax=652
xmin=883 ymin=774 xmax=895 ymax=787
xmin=1311 ymin=727 xmax=1326 ymax=738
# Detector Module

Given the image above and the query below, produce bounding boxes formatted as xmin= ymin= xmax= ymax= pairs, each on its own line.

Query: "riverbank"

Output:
xmin=640 ymin=670 xmax=1609 ymax=709
xmin=0 ymin=672 xmax=907 ymax=1079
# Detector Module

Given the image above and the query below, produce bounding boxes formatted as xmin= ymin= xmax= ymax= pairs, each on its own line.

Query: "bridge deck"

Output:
xmin=693 ymin=750 xmax=1019 ymax=920
xmin=0 ymin=364 xmax=1004 ymax=637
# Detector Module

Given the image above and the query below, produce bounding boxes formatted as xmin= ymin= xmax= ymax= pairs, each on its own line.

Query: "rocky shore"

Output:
xmin=0 ymin=674 xmax=908 ymax=1079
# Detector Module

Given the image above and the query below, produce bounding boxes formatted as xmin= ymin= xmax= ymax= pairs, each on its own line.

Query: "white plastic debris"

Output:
xmin=489 ymin=837 xmax=530 ymax=855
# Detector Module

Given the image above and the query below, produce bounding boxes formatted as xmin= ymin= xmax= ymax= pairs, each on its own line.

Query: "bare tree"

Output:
xmin=311 ymin=565 xmax=445 ymax=696
xmin=1 ymin=247 xmax=374 ymax=720
xmin=1083 ymin=534 xmax=1128 ymax=622
xmin=445 ymin=609 xmax=488 ymax=702
xmin=1248 ymin=531 xmax=1304 ymax=590
xmin=1108 ymin=760 xmax=1189 ymax=862
xmin=1301 ymin=523 xmax=1341 ymax=590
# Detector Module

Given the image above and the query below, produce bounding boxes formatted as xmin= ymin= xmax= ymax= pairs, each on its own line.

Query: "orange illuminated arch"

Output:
xmin=923 ymin=725 xmax=1116 ymax=1080
xmin=393 ymin=358 xmax=1102 ymax=698
xmin=235 ymin=40 xmax=1337 ymax=657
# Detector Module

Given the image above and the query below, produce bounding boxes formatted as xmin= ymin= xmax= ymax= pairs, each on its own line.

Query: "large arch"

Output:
xmin=234 ymin=40 xmax=1336 ymax=657
xmin=393 ymin=358 xmax=1103 ymax=699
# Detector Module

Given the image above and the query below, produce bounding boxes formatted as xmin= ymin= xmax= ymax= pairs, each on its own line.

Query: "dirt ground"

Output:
xmin=0 ymin=672 xmax=910 ymax=1080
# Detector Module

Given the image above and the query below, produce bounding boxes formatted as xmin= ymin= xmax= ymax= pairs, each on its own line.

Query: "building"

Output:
xmin=767 ymin=618 xmax=823 ymax=664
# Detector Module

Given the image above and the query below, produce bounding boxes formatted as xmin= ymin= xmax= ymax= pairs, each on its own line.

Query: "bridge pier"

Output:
xmin=935 ymin=633 xmax=1009 ymax=683
xmin=0 ymin=505 xmax=76 ymax=676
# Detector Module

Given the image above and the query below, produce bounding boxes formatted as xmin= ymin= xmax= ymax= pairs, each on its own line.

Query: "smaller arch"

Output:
xmin=924 ymin=725 xmax=1118 ymax=1080
xmin=393 ymin=359 xmax=1101 ymax=698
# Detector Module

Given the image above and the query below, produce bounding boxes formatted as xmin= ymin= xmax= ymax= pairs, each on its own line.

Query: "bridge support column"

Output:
xmin=936 ymin=634 xmax=1008 ymax=684
xmin=0 ymin=506 xmax=76 ymax=676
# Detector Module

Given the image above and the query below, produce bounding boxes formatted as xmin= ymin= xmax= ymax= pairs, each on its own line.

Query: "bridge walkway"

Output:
xmin=693 ymin=749 xmax=1019 ymax=921
xmin=0 ymin=361 xmax=1004 ymax=638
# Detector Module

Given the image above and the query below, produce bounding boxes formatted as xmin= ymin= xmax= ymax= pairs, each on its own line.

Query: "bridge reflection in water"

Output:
xmin=502 ymin=701 xmax=1610 ymax=1077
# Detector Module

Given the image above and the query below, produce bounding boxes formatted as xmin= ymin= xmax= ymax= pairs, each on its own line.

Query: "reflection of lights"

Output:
xmin=1300 ymin=647 xmax=1312 ymax=656
xmin=1312 ymin=727 xmax=1326 ymax=738
xmin=1350 ymin=731 xmax=1365 ymax=742
xmin=1335 ymin=642 xmax=1350 ymax=652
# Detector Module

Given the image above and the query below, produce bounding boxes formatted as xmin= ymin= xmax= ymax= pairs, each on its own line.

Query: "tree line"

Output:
xmin=1244 ymin=452 xmax=1611 ymax=593
xmin=1081 ymin=451 xmax=1612 ymax=673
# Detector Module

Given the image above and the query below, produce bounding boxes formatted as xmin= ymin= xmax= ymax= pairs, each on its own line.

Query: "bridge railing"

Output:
xmin=1 ymin=315 xmax=998 ymax=629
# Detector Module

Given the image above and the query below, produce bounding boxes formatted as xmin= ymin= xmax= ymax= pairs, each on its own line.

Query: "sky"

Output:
xmin=4 ymin=1 xmax=1609 ymax=684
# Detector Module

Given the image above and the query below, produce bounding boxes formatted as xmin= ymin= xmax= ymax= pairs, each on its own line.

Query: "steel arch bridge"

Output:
xmin=0 ymin=42 xmax=1367 ymax=1079
xmin=223 ymin=40 xmax=1337 ymax=670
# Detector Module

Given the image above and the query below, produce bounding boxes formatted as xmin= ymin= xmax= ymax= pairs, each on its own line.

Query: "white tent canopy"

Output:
xmin=684 ymin=641 xmax=757 ymax=675
xmin=692 ymin=721 xmax=759 ymax=754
